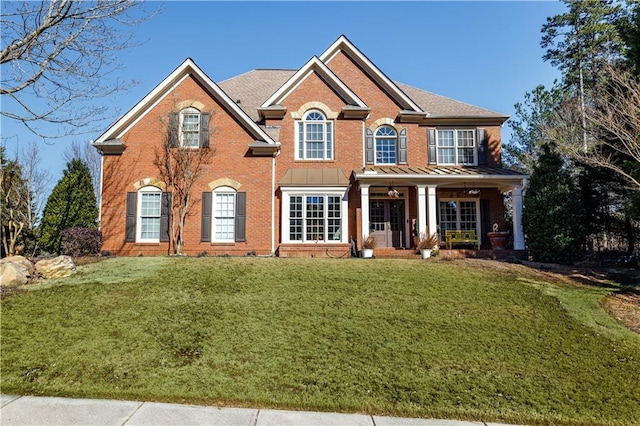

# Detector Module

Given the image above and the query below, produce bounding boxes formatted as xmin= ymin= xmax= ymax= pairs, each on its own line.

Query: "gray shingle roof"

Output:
xmin=218 ymin=69 xmax=507 ymax=122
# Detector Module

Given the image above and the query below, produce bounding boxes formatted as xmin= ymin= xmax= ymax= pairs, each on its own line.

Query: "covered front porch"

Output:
xmin=353 ymin=166 xmax=527 ymax=253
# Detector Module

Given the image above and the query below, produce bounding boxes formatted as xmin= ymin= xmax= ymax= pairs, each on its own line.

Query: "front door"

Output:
xmin=370 ymin=200 xmax=405 ymax=248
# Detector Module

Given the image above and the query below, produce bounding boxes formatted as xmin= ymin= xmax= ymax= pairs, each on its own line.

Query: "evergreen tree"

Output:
xmin=618 ymin=1 xmax=640 ymax=74
xmin=523 ymin=144 xmax=586 ymax=263
xmin=39 ymin=159 xmax=98 ymax=254
xmin=505 ymin=84 xmax=567 ymax=174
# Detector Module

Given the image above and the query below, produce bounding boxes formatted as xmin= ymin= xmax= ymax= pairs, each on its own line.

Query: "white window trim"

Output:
xmin=281 ymin=186 xmax=348 ymax=244
xmin=180 ymin=107 xmax=200 ymax=149
xmin=374 ymin=126 xmax=397 ymax=165
xmin=438 ymin=198 xmax=481 ymax=235
xmin=212 ymin=186 xmax=236 ymax=243
xmin=137 ymin=186 xmax=162 ymax=243
xmin=436 ymin=129 xmax=477 ymax=166
xmin=295 ymin=110 xmax=334 ymax=161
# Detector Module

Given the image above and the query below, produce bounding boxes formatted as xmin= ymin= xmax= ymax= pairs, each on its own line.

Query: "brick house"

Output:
xmin=93 ymin=35 xmax=526 ymax=257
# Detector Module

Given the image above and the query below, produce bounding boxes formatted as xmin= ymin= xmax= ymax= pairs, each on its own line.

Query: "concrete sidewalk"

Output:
xmin=1 ymin=395 xmax=511 ymax=426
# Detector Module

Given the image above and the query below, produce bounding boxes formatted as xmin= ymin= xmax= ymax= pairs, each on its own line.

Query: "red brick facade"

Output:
xmin=94 ymin=36 xmax=526 ymax=257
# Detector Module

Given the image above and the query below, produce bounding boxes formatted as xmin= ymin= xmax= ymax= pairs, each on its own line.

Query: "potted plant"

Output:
xmin=487 ymin=223 xmax=510 ymax=251
xmin=362 ymin=234 xmax=376 ymax=258
xmin=417 ymin=232 xmax=439 ymax=259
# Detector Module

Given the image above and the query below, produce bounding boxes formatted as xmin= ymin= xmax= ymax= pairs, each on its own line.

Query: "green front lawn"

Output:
xmin=1 ymin=257 xmax=638 ymax=425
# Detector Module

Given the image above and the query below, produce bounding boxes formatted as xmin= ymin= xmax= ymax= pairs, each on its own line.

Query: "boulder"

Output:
xmin=0 ymin=255 xmax=35 ymax=276
xmin=0 ymin=262 xmax=29 ymax=288
xmin=35 ymin=256 xmax=77 ymax=279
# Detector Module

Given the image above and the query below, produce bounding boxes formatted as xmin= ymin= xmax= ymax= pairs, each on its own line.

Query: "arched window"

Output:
xmin=296 ymin=110 xmax=333 ymax=160
xmin=375 ymin=126 xmax=397 ymax=164
xmin=180 ymin=107 xmax=201 ymax=148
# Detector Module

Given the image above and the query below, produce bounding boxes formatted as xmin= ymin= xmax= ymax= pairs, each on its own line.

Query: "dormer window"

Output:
xmin=375 ymin=126 xmax=397 ymax=165
xmin=296 ymin=110 xmax=333 ymax=160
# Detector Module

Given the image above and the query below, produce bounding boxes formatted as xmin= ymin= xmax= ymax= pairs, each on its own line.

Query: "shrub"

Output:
xmin=61 ymin=227 xmax=102 ymax=257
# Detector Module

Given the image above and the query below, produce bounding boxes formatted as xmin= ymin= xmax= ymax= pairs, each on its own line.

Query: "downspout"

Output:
xmin=271 ymin=148 xmax=280 ymax=255
xmin=96 ymin=142 xmax=104 ymax=229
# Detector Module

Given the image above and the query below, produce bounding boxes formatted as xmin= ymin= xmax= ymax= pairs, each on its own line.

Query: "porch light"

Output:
xmin=466 ymin=189 xmax=481 ymax=196
xmin=388 ymin=187 xmax=400 ymax=198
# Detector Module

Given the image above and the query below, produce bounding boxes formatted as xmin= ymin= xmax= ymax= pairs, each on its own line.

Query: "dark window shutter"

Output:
xmin=125 ymin=192 xmax=137 ymax=242
xmin=169 ymin=112 xmax=179 ymax=147
xmin=477 ymin=128 xmax=488 ymax=165
xmin=428 ymin=128 xmax=437 ymax=165
xmin=398 ymin=128 xmax=408 ymax=165
xmin=235 ymin=192 xmax=246 ymax=242
xmin=365 ymin=128 xmax=374 ymax=165
xmin=200 ymin=112 xmax=210 ymax=148
xmin=160 ymin=192 xmax=171 ymax=242
xmin=201 ymin=192 xmax=212 ymax=242
xmin=480 ymin=199 xmax=491 ymax=246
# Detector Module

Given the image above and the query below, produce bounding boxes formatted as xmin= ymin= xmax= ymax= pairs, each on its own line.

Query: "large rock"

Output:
xmin=0 ymin=255 xmax=35 ymax=276
xmin=35 ymin=256 xmax=77 ymax=279
xmin=0 ymin=262 xmax=29 ymax=287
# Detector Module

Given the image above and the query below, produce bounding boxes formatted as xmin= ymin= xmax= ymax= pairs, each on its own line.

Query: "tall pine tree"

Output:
xmin=39 ymin=159 xmax=98 ymax=254
xmin=523 ymin=144 xmax=586 ymax=263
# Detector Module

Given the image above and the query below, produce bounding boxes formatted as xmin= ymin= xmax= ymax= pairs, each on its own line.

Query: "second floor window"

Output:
xmin=375 ymin=126 xmax=397 ymax=165
xmin=437 ymin=129 xmax=476 ymax=165
xmin=297 ymin=111 xmax=333 ymax=160
xmin=180 ymin=107 xmax=200 ymax=148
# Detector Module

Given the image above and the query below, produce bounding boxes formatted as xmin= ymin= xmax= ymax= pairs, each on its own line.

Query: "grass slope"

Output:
xmin=1 ymin=258 xmax=638 ymax=425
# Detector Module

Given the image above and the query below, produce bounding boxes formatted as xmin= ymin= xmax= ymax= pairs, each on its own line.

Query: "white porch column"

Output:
xmin=417 ymin=185 xmax=427 ymax=237
xmin=512 ymin=185 xmax=525 ymax=250
xmin=427 ymin=185 xmax=438 ymax=237
xmin=361 ymin=184 xmax=370 ymax=238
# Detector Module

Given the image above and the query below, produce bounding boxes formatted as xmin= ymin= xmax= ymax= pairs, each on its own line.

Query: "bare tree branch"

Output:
xmin=154 ymin=113 xmax=214 ymax=255
xmin=1 ymin=0 xmax=158 ymax=138
xmin=550 ymin=65 xmax=640 ymax=189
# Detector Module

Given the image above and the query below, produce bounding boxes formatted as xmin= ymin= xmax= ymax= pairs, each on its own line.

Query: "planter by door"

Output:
xmin=487 ymin=232 xmax=510 ymax=250
xmin=421 ymin=249 xmax=432 ymax=259
xmin=362 ymin=248 xmax=374 ymax=258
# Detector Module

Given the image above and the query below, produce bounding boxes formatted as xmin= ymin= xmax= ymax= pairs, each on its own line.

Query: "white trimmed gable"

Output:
xmin=260 ymin=56 xmax=368 ymax=111
xmin=94 ymin=58 xmax=276 ymax=145
xmin=319 ymin=35 xmax=425 ymax=114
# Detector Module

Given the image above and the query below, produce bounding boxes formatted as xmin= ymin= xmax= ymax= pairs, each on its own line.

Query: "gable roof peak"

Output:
xmin=319 ymin=35 xmax=423 ymax=113
xmin=260 ymin=55 xmax=367 ymax=111
xmin=94 ymin=57 xmax=276 ymax=146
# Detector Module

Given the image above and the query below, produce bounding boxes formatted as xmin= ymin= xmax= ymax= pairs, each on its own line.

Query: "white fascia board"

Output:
xmin=96 ymin=58 xmax=275 ymax=145
xmin=319 ymin=35 xmax=423 ymax=113
xmin=354 ymin=172 xmax=528 ymax=184
xmin=261 ymin=56 xmax=367 ymax=108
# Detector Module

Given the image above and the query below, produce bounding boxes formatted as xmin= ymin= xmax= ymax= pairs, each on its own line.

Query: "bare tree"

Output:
xmin=1 ymin=0 xmax=157 ymax=138
xmin=19 ymin=141 xmax=52 ymax=230
xmin=551 ymin=65 xmax=640 ymax=189
xmin=154 ymin=114 xmax=214 ymax=255
xmin=0 ymin=147 xmax=29 ymax=256
xmin=64 ymin=140 xmax=101 ymax=206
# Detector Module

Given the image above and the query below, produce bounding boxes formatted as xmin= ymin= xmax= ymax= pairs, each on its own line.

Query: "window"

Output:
xmin=287 ymin=194 xmax=342 ymax=242
xmin=213 ymin=187 xmax=236 ymax=242
xmin=375 ymin=126 xmax=397 ymax=164
xmin=296 ymin=110 xmax=333 ymax=160
xmin=439 ymin=199 xmax=479 ymax=237
xmin=180 ymin=107 xmax=200 ymax=148
xmin=201 ymin=189 xmax=245 ymax=243
xmin=437 ymin=129 xmax=476 ymax=165
xmin=137 ymin=186 xmax=162 ymax=242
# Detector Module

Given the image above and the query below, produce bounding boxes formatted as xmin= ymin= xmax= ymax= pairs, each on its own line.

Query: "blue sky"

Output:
xmin=1 ymin=1 xmax=566 ymax=195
